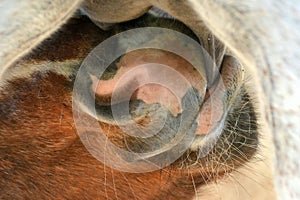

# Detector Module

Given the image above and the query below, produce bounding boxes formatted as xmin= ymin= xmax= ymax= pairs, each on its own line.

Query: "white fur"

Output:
xmin=187 ymin=1 xmax=300 ymax=199
xmin=0 ymin=0 xmax=82 ymax=77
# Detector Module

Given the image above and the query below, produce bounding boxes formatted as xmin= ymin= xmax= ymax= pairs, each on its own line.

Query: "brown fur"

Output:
xmin=0 ymin=70 xmax=204 ymax=200
xmin=0 ymin=16 xmax=268 ymax=199
xmin=0 ymin=17 xmax=220 ymax=199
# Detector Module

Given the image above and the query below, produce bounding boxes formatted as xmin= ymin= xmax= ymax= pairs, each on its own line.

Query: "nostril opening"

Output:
xmin=195 ymin=55 xmax=244 ymax=137
xmin=92 ymin=48 xmax=207 ymax=121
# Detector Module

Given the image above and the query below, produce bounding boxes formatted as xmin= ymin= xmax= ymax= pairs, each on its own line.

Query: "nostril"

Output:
xmin=92 ymin=48 xmax=207 ymax=117
xmin=195 ymin=55 xmax=244 ymax=136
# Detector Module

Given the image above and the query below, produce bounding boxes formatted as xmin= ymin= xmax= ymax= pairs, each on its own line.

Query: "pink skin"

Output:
xmin=92 ymin=49 xmax=243 ymax=135
xmin=196 ymin=56 xmax=244 ymax=135
xmin=92 ymin=49 xmax=206 ymax=116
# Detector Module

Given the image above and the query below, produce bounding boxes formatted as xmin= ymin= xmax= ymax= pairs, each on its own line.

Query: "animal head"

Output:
xmin=0 ymin=1 xmax=299 ymax=199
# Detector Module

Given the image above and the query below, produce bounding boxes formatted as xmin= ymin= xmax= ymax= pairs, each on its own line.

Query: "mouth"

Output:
xmin=73 ymin=12 xmax=259 ymax=175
